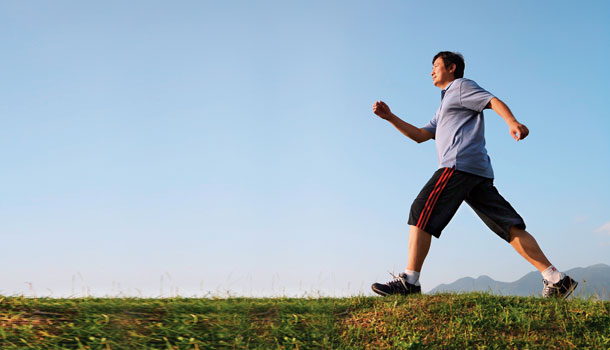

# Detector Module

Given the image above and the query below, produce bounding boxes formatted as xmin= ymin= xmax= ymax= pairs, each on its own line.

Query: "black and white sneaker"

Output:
xmin=542 ymin=274 xmax=578 ymax=299
xmin=371 ymin=272 xmax=421 ymax=296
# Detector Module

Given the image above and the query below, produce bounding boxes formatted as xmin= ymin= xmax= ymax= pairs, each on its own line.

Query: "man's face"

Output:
xmin=431 ymin=57 xmax=455 ymax=88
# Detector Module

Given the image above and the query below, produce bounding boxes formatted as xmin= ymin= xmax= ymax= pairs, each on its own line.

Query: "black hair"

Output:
xmin=433 ymin=51 xmax=465 ymax=79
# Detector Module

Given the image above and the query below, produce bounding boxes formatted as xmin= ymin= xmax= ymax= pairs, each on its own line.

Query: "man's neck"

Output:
xmin=438 ymin=78 xmax=456 ymax=90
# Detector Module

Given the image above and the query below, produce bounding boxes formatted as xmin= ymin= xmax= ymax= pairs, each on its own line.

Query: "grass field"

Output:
xmin=1 ymin=293 xmax=609 ymax=349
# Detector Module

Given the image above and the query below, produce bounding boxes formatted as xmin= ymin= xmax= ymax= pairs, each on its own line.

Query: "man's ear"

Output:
xmin=448 ymin=63 xmax=456 ymax=74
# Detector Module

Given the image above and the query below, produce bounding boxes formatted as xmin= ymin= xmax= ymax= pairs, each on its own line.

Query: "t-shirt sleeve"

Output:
xmin=459 ymin=79 xmax=495 ymax=112
xmin=422 ymin=114 xmax=437 ymax=138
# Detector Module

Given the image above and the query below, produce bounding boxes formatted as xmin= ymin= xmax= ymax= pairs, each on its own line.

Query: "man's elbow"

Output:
xmin=416 ymin=129 xmax=433 ymax=143
xmin=486 ymin=97 xmax=500 ymax=110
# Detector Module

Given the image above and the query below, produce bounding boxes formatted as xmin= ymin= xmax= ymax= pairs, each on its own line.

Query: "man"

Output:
xmin=371 ymin=51 xmax=577 ymax=298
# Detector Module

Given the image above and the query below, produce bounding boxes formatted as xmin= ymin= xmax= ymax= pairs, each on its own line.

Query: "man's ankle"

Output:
xmin=541 ymin=265 xmax=562 ymax=284
xmin=404 ymin=269 xmax=421 ymax=286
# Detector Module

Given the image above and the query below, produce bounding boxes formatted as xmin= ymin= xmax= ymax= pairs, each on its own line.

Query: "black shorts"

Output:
xmin=408 ymin=167 xmax=525 ymax=242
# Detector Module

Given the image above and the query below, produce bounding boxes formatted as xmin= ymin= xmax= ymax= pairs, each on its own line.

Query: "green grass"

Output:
xmin=1 ymin=293 xmax=609 ymax=349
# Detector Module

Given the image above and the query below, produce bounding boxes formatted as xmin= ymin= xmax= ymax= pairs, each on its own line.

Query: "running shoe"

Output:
xmin=371 ymin=272 xmax=421 ymax=296
xmin=542 ymin=274 xmax=578 ymax=299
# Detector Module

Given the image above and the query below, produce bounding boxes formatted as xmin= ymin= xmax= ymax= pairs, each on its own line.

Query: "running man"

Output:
xmin=371 ymin=51 xmax=577 ymax=298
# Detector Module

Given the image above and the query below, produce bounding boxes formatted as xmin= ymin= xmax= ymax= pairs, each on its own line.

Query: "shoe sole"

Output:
xmin=371 ymin=285 xmax=390 ymax=296
xmin=561 ymin=280 xmax=578 ymax=299
xmin=371 ymin=285 xmax=421 ymax=296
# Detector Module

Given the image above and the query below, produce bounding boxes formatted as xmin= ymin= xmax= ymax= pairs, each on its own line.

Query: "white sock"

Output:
xmin=404 ymin=269 xmax=421 ymax=286
xmin=541 ymin=265 xmax=562 ymax=284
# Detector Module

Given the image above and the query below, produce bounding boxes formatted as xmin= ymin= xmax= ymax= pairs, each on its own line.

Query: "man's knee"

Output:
xmin=508 ymin=225 xmax=527 ymax=242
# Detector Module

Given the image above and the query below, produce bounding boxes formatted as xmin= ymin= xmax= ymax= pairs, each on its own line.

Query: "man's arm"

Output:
xmin=486 ymin=97 xmax=529 ymax=141
xmin=372 ymin=101 xmax=434 ymax=143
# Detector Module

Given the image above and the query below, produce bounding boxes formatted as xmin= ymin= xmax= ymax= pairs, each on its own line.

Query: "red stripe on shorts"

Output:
xmin=416 ymin=168 xmax=449 ymax=228
xmin=420 ymin=167 xmax=454 ymax=229
xmin=416 ymin=167 xmax=454 ymax=230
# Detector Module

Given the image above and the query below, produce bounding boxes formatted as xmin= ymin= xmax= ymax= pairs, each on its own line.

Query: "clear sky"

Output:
xmin=1 ymin=1 xmax=609 ymax=297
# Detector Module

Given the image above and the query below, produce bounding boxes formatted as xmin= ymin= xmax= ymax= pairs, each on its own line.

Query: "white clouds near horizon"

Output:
xmin=595 ymin=222 xmax=610 ymax=235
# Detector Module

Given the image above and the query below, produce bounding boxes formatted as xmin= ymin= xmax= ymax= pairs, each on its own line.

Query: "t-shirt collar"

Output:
xmin=441 ymin=79 xmax=457 ymax=100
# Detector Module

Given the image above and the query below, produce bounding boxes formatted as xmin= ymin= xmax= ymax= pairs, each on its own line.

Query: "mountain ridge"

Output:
xmin=429 ymin=263 xmax=610 ymax=299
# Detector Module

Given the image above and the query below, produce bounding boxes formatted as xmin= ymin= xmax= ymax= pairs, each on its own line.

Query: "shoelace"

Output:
xmin=387 ymin=272 xmax=408 ymax=291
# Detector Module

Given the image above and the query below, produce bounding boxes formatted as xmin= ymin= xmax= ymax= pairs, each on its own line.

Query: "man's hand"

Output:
xmin=371 ymin=100 xmax=434 ymax=143
xmin=373 ymin=100 xmax=394 ymax=120
xmin=508 ymin=121 xmax=529 ymax=141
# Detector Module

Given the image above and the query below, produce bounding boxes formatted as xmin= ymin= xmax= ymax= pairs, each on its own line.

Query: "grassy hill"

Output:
xmin=1 ymin=293 xmax=609 ymax=349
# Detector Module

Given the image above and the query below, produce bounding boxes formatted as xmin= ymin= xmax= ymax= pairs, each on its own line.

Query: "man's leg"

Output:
xmin=370 ymin=225 xmax=430 ymax=296
xmin=406 ymin=225 xmax=432 ymax=272
xmin=465 ymin=180 xmax=552 ymax=272
xmin=508 ymin=226 xmax=578 ymax=298
xmin=508 ymin=226 xmax=552 ymax=272
xmin=371 ymin=167 xmax=465 ymax=296
xmin=466 ymin=180 xmax=578 ymax=298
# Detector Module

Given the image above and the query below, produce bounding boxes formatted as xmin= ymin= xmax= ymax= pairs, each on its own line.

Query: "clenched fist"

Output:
xmin=508 ymin=121 xmax=529 ymax=141
xmin=373 ymin=101 xmax=394 ymax=120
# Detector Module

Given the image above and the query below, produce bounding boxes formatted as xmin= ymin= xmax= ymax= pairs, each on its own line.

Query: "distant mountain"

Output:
xmin=429 ymin=264 xmax=610 ymax=300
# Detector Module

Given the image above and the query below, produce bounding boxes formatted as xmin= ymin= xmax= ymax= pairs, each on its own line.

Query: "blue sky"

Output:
xmin=1 ymin=1 xmax=609 ymax=297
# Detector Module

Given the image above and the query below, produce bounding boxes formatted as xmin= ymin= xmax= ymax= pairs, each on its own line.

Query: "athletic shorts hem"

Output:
xmin=498 ymin=221 xmax=526 ymax=243
xmin=407 ymin=219 xmax=442 ymax=238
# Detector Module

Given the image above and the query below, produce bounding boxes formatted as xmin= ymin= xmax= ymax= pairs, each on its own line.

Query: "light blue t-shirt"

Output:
xmin=422 ymin=78 xmax=495 ymax=178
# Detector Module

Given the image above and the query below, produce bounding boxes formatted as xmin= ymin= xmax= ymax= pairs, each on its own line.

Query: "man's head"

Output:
xmin=431 ymin=51 xmax=465 ymax=88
